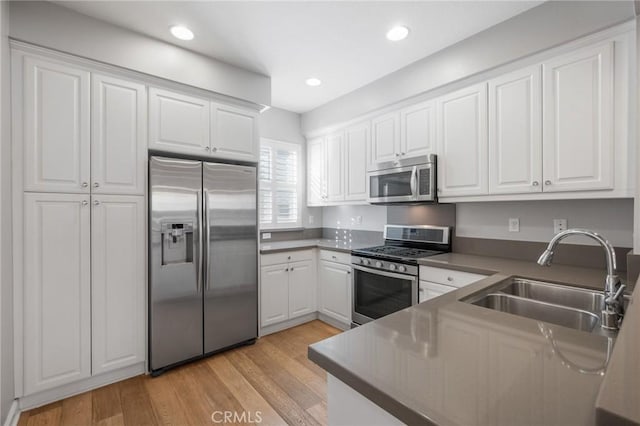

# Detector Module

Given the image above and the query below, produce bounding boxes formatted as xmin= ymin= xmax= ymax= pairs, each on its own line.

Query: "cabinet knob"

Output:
xmin=81 ymin=182 xmax=88 ymax=188
xmin=395 ymin=153 xmax=400 ymax=157
xmin=285 ymin=268 xmax=289 ymax=272
xmin=93 ymin=200 xmax=100 ymax=206
xmin=347 ymin=271 xmax=351 ymax=275
xmin=212 ymin=147 xmax=218 ymax=152
xmin=288 ymin=256 xmax=291 ymax=260
xmin=447 ymin=277 xmax=453 ymax=282
xmin=82 ymin=200 xmax=88 ymax=206
xmin=545 ymin=180 xmax=552 ymax=186
xmin=290 ymin=267 xmax=294 ymax=271
xmin=532 ymin=181 xmax=539 ymax=186
xmin=93 ymin=182 xmax=100 ymax=188
xmin=419 ymin=288 xmax=424 ymax=292
xmin=205 ymin=146 xmax=210 ymax=151
xmin=401 ymin=152 xmax=406 ymax=156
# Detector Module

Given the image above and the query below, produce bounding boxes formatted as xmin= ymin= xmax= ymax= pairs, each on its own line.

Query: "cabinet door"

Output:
xmin=211 ymin=102 xmax=259 ymax=162
xmin=307 ymin=137 xmax=326 ymax=206
xmin=22 ymin=55 xmax=90 ymax=193
xmin=325 ymin=132 xmax=345 ymax=202
xmin=542 ymin=42 xmax=614 ymax=192
xmin=319 ymin=260 xmax=352 ymax=324
xmin=148 ymin=87 xmax=210 ymax=155
xmin=91 ymin=195 xmax=145 ymax=375
xmin=23 ymin=193 xmax=91 ymax=394
xmin=344 ymin=122 xmax=369 ymax=201
xmin=92 ymin=74 xmax=146 ymax=195
xmin=260 ymin=264 xmax=289 ymax=327
xmin=418 ymin=281 xmax=456 ymax=303
xmin=288 ymin=260 xmax=316 ymax=318
xmin=371 ymin=112 xmax=400 ymax=166
xmin=401 ymin=100 xmax=436 ymax=157
xmin=437 ymin=83 xmax=488 ymax=197
xmin=489 ymin=66 xmax=543 ymax=194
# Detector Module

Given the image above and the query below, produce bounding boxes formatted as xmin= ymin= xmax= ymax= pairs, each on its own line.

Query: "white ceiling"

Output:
xmin=57 ymin=1 xmax=544 ymax=113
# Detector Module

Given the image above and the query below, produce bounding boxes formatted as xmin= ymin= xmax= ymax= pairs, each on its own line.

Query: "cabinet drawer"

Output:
xmin=419 ymin=266 xmax=487 ymax=288
xmin=419 ymin=281 xmax=457 ymax=303
xmin=261 ymin=249 xmax=314 ymax=266
xmin=319 ymin=249 xmax=351 ymax=265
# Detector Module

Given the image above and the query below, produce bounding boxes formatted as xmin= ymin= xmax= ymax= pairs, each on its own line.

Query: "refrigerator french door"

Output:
xmin=149 ymin=156 xmax=258 ymax=374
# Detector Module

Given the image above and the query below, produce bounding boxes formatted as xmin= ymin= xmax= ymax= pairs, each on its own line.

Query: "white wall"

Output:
xmin=260 ymin=107 xmax=322 ymax=228
xmin=0 ymin=0 xmax=12 ymax=422
xmin=456 ymin=199 xmax=634 ymax=248
xmin=301 ymin=1 xmax=634 ymax=133
xmin=322 ymin=205 xmax=387 ymax=232
xmin=9 ymin=1 xmax=270 ymax=107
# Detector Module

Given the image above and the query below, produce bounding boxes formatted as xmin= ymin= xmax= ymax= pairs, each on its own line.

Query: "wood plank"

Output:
xmin=92 ymin=383 xmax=122 ymax=423
xmin=307 ymin=401 xmax=328 ymax=425
xmin=60 ymin=392 xmax=92 ymax=426
xmin=143 ymin=371 xmax=192 ymax=426
xmin=206 ymin=354 xmax=287 ymax=426
xmin=118 ymin=376 xmax=159 ymax=426
xmin=25 ymin=402 xmax=61 ymax=426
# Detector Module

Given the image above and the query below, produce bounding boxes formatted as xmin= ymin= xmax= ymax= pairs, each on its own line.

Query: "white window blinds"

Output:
xmin=259 ymin=139 xmax=302 ymax=229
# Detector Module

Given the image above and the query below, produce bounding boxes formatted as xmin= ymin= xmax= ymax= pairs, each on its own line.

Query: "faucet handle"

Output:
xmin=607 ymin=284 xmax=626 ymax=303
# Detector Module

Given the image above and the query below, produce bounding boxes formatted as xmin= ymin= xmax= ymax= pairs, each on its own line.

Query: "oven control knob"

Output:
xmin=364 ymin=259 xmax=371 ymax=265
xmin=375 ymin=261 xmax=383 ymax=268
xmin=398 ymin=265 xmax=407 ymax=273
xmin=389 ymin=264 xmax=397 ymax=271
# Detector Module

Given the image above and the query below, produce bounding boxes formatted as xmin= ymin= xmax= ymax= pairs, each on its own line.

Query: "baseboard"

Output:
xmin=18 ymin=363 xmax=145 ymax=411
xmin=260 ymin=312 xmax=318 ymax=336
xmin=317 ymin=313 xmax=350 ymax=331
xmin=3 ymin=400 xmax=19 ymax=426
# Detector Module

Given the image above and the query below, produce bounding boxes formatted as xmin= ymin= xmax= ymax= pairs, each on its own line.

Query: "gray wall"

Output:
xmin=322 ymin=205 xmax=387 ymax=232
xmin=301 ymin=1 xmax=635 ymax=133
xmin=260 ymin=107 xmax=322 ymax=229
xmin=0 ymin=0 xmax=12 ymax=422
xmin=9 ymin=1 xmax=271 ymax=107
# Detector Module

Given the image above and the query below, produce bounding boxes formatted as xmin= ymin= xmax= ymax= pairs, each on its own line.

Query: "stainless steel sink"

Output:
xmin=471 ymin=293 xmax=600 ymax=332
xmin=462 ymin=277 xmax=629 ymax=334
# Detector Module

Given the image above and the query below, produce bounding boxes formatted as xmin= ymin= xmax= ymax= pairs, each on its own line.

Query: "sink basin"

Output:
xmin=471 ymin=293 xmax=600 ymax=332
xmin=462 ymin=277 xmax=629 ymax=334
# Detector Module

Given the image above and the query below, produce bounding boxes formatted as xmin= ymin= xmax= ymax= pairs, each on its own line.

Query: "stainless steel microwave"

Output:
xmin=367 ymin=154 xmax=437 ymax=204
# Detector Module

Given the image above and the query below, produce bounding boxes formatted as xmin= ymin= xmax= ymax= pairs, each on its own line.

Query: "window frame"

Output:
xmin=258 ymin=137 xmax=303 ymax=230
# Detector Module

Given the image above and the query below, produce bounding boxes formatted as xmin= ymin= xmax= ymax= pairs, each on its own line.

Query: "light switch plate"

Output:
xmin=508 ymin=218 xmax=520 ymax=232
xmin=262 ymin=232 xmax=272 ymax=240
xmin=553 ymin=219 xmax=567 ymax=234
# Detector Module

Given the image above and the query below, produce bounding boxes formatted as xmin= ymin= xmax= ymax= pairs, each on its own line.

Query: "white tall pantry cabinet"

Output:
xmin=13 ymin=48 xmax=147 ymax=400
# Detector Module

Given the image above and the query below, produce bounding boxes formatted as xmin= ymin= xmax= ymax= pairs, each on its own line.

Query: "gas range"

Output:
xmin=351 ymin=225 xmax=451 ymax=276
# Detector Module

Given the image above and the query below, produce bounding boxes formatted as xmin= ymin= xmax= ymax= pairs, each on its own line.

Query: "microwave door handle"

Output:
xmin=410 ymin=167 xmax=418 ymax=199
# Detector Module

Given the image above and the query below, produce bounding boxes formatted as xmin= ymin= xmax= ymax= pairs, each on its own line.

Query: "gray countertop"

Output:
xmin=309 ymin=253 xmax=638 ymax=425
xmin=260 ymin=238 xmax=374 ymax=254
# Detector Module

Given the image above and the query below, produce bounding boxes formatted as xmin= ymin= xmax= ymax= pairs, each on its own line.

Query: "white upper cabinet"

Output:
xmin=344 ymin=122 xmax=369 ymax=201
xmin=325 ymin=131 xmax=345 ymax=202
xmin=92 ymin=74 xmax=146 ymax=195
xmin=307 ymin=137 xmax=326 ymax=206
xmin=437 ymin=83 xmax=488 ymax=197
xmin=542 ymin=42 xmax=614 ymax=192
xmin=91 ymin=195 xmax=145 ymax=375
xmin=401 ymin=100 xmax=436 ymax=157
xmin=148 ymin=87 xmax=211 ymax=155
xmin=211 ymin=102 xmax=259 ymax=162
xmin=23 ymin=193 xmax=91 ymax=394
xmin=371 ymin=112 xmax=400 ymax=166
xmin=21 ymin=55 xmax=91 ymax=193
xmin=488 ymin=66 xmax=542 ymax=194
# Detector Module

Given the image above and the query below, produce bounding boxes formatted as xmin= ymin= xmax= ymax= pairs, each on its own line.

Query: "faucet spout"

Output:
xmin=536 ymin=228 xmax=624 ymax=330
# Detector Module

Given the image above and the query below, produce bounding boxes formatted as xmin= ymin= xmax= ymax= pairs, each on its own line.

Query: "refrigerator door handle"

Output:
xmin=196 ymin=190 xmax=203 ymax=293
xmin=204 ymin=189 xmax=211 ymax=291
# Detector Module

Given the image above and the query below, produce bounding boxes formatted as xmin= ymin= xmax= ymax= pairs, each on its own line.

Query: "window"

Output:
xmin=259 ymin=138 xmax=302 ymax=229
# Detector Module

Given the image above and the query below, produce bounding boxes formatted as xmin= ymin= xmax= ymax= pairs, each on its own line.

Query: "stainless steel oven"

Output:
xmin=368 ymin=154 xmax=436 ymax=204
xmin=351 ymin=261 xmax=418 ymax=326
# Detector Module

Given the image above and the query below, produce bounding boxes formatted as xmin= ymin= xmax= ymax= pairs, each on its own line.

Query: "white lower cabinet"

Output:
xmin=318 ymin=259 xmax=352 ymax=325
xmin=91 ymin=195 xmax=145 ymax=375
xmin=260 ymin=251 xmax=316 ymax=327
xmin=22 ymin=192 xmax=146 ymax=396
xmin=419 ymin=281 xmax=456 ymax=303
xmin=23 ymin=193 xmax=91 ymax=395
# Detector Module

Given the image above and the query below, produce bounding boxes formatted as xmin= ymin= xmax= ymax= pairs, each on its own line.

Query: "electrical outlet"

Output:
xmin=262 ymin=232 xmax=272 ymax=240
xmin=553 ymin=219 xmax=567 ymax=234
xmin=508 ymin=218 xmax=520 ymax=232
xmin=356 ymin=215 xmax=363 ymax=225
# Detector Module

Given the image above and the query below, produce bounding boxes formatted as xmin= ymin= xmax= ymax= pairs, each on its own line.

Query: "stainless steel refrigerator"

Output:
xmin=149 ymin=155 xmax=258 ymax=375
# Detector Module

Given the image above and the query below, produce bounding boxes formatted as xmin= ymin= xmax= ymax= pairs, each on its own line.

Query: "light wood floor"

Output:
xmin=18 ymin=320 xmax=341 ymax=426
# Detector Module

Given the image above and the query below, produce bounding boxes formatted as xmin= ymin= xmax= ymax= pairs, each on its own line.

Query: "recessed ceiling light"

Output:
xmin=170 ymin=25 xmax=194 ymax=41
xmin=386 ymin=25 xmax=410 ymax=41
xmin=305 ymin=78 xmax=322 ymax=87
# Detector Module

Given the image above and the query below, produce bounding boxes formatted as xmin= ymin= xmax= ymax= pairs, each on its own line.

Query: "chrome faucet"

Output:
xmin=537 ymin=229 xmax=625 ymax=330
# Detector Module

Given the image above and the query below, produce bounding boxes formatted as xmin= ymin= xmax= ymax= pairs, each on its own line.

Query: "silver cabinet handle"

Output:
xmin=204 ymin=190 xmax=211 ymax=291
xmin=81 ymin=182 xmax=88 ymax=188
xmin=196 ymin=191 xmax=203 ymax=293
xmin=93 ymin=200 xmax=100 ymax=206
xmin=545 ymin=180 xmax=552 ymax=185
xmin=532 ymin=181 xmax=539 ymax=186
xmin=81 ymin=200 xmax=88 ymax=206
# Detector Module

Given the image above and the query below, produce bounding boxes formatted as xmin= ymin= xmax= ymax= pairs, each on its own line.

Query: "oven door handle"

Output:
xmin=410 ymin=166 xmax=418 ymax=199
xmin=352 ymin=264 xmax=418 ymax=281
